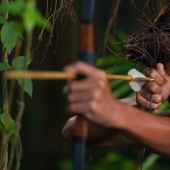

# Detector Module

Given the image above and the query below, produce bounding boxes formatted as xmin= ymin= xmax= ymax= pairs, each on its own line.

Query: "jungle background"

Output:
xmin=1 ymin=0 xmax=170 ymax=170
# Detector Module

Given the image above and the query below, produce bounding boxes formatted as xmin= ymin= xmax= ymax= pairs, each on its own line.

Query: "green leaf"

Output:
xmin=0 ymin=0 xmax=25 ymax=15
xmin=12 ymin=56 xmax=32 ymax=69
xmin=158 ymin=101 xmax=170 ymax=112
xmin=17 ymin=78 xmax=33 ymax=98
xmin=143 ymin=154 xmax=160 ymax=170
xmin=1 ymin=22 xmax=18 ymax=54
xmin=34 ymin=11 xmax=51 ymax=29
xmin=22 ymin=0 xmax=50 ymax=31
xmin=0 ymin=16 xmax=6 ymax=24
xmin=0 ymin=62 xmax=12 ymax=71
xmin=12 ymin=22 xmax=24 ymax=38
xmin=0 ymin=113 xmax=15 ymax=133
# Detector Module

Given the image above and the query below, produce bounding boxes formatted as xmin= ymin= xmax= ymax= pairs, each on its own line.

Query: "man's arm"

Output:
xmin=62 ymin=96 xmax=163 ymax=150
xmin=62 ymin=116 xmax=140 ymax=148
xmin=62 ymin=61 xmax=170 ymax=157
xmin=62 ymin=96 xmax=140 ymax=148
xmin=62 ymin=95 xmax=170 ymax=149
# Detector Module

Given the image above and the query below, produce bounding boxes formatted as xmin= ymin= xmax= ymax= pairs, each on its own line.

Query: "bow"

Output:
xmin=73 ymin=0 xmax=95 ymax=170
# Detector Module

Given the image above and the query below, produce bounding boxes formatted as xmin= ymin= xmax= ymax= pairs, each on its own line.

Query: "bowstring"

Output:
xmin=140 ymin=94 xmax=153 ymax=170
xmin=140 ymin=0 xmax=156 ymax=169
xmin=152 ymin=0 xmax=157 ymax=66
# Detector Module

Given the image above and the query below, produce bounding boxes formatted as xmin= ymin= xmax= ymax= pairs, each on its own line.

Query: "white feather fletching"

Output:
xmin=128 ymin=69 xmax=146 ymax=92
xmin=128 ymin=69 xmax=145 ymax=78
xmin=129 ymin=81 xmax=145 ymax=92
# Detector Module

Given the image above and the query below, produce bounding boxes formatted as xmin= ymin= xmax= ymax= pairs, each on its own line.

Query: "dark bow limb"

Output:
xmin=73 ymin=0 xmax=95 ymax=170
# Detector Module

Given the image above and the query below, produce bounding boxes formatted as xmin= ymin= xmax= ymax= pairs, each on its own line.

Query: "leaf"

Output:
xmin=12 ymin=56 xmax=32 ymax=69
xmin=142 ymin=154 xmax=160 ymax=170
xmin=1 ymin=22 xmax=18 ymax=54
xmin=0 ymin=113 xmax=15 ymax=133
xmin=159 ymin=101 xmax=170 ymax=112
xmin=22 ymin=0 xmax=50 ymax=31
xmin=0 ymin=16 xmax=6 ymax=24
xmin=0 ymin=62 xmax=12 ymax=71
xmin=12 ymin=22 xmax=24 ymax=39
xmin=17 ymin=78 xmax=33 ymax=98
xmin=0 ymin=0 xmax=25 ymax=15
xmin=35 ymin=11 xmax=51 ymax=29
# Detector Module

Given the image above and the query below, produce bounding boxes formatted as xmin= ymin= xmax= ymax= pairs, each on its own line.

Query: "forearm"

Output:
xmin=62 ymin=116 xmax=140 ymax=148
xmin=62 ymin=96 xmax=137 ymax=147
xmin=61 ymin=116 xmax=113 ymax=144
xmin=115 ymin=103 xmax=170 ymax=156
xmin=62 ymin=94 xmax=170 ymax=155
xmin=62 ymin=96 xmax=139 ymax=148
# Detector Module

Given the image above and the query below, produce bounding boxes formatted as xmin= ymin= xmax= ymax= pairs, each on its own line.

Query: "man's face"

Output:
xmin=164 ymin=62 xmax=170 ymax=76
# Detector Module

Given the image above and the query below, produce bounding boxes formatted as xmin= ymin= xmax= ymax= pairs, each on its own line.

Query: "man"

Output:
xmin=62 ymin=61 xmax=170 ymax=157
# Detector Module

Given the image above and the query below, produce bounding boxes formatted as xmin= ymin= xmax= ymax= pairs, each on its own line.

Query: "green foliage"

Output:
xmin=0 ymin=0 xmax=25 ymax=15
xmin=12 ymin=56 xmax=33 ymax=69
xmin=1 ymin=22 xmax=18 ymax=54
xmin=97 ymin=54 xmax=142 ymax=99
xmin=143 ymin=154 xmax=161 ymax=170
xmin=97 ymin=29 xmax=144 ymax=99
xmin=0 ymin=113 xmax=15 ymax=134
xmin=0 ymin=16 xmax=6 ymax=24
xmin=17 ymin=78 xmax=33 ymax=98
xmin=91 ymin=152 xmax=135 ymax=170
xmin=158 ymin=100 xmax=170 ymax=112
xmin=0 ymin=62 xmax=12 ymax=71
xmin=59 ymin=154 xmax=136 ymax=170
xmin=22 ymin=0 xmax=51 ymax=32
xmin=0 ymin=0 xmax=51 ymax=32
xmin=0 ymin=56 xmax=33 ymax=97
xmin=0 ymin=0 xmax=51 ymax=54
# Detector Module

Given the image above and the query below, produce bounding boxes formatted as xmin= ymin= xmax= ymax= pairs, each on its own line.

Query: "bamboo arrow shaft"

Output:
xmin=6 ymin=70 xmax=154 ymax=82
xmin=106 ymin=74 xmax=133 ymax=81
xmin=6 ymin=70 xmax=76 ymax=80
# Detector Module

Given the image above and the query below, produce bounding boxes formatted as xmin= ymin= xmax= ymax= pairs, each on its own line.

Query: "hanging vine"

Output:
xmin=0 ymin=0 xmax=50 ymax=169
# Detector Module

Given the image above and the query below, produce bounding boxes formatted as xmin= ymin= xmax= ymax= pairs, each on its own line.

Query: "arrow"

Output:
xmin=6 ymin=69 xmax=154 ymax=82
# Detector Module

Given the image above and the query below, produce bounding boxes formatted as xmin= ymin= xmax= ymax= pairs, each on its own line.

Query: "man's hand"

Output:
xmin=136 ymin=63 xmax=170 ymax=112
xmin=64 ymin=61 xmax=119 ymax=128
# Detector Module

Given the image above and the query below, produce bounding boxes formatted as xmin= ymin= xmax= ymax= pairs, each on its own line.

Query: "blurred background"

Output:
xmin=8 ymin=0 xmax=170 ymax=169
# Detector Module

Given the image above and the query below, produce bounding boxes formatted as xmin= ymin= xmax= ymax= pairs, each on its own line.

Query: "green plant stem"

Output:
xmin=0 ymin=50 xmax=9 ymax=170
xmin=0 ymin=0 xmax=9 ymax=168
xmin=8 ymin=38 xmax=22 ymax=115
xmin=8 ymin=31 xmax=33 ymax=170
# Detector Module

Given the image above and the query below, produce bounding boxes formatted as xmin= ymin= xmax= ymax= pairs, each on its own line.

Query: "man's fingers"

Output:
xmin=142 ymin=82 xmax=162 ymax=94
xmin=136 ymin=94 xmax=162 ymax=110
xmin=64 ymin=61 xmax=106 ymax=79
xmin=137 ymin=89 xmax=163 ymax=104
xmin=68 ymin=90 xmax=94 ymax=103
xmin=143 ymin=65 xmax=164 ymax=86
